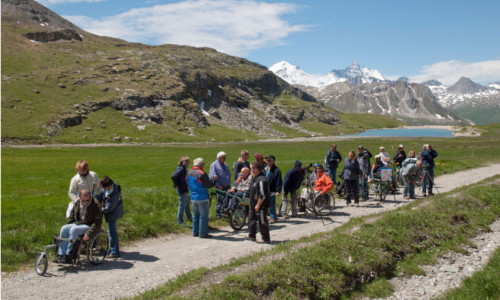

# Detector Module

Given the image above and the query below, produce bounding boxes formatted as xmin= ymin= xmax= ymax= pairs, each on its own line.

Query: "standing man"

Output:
xmin=246 ymin=162 xmax=271 ymax=244
xmin=344 ymin=151 xmax=361 ymax=207
xmin=325 ymin=144 xmax=342 ymax=182
xmin=210 ymin=151 xmax=232 ymax=219
xmin=265 ymin=155 xmax=282 ymax=224
xmin=421 ymin=144 xmax=438 ymax=197
xmin=232 ymin=150 xmax=250 ymax=180
xmin=187 ymin=158 xmax=217 ymax=238
xmin=357 ymin=146 xmax=372 ymax=201
xmin=281 ymin=160 xmax=306 ymax=218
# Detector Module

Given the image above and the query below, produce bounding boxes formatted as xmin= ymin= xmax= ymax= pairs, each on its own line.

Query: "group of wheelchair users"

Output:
xmin=54 ymin=143 xmax=438 ymax=260
xmin=170 ymin=143 xmax=438 ymax=243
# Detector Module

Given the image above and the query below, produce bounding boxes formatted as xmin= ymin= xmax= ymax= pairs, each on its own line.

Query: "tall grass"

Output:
xmin=2 ymin=126 xmax=500 ymax=271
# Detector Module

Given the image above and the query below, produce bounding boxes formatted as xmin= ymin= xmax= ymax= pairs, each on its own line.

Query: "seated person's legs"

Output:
xmin=228 ymin=191 xmax=244 ymax=212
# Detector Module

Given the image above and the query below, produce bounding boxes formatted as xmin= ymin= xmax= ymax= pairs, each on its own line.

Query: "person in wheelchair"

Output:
xmin=300 ymin=164 xmax=333 ymax=211
xmin=370 ymin=155 xmax=385 ymax=179
xmin=222 ymin=167 xmax=252 ymax=213
xmin=56 ymin=189 xmax=102 ymax=263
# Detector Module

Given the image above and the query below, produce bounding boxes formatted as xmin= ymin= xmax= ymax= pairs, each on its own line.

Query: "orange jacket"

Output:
xmin=314 ymin=171 xmax=334 ymax=194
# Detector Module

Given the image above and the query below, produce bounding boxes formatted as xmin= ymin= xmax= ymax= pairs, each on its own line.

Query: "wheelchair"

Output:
xmin=34 ymin=230 xmax=110 ymax=276
xmin=369 ymin=167 xmax=396 ymax=203
xmin=211 ymin=188 xmax=250 ymax=231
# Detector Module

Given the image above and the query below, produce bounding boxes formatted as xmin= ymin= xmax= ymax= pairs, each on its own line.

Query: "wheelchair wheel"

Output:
xmin=229 ymin=207 xmax=247 ymax=230
xmin=35 ymin=253 xmax=48 ymax=276
xmin=313 ymin=193 xmax=335 ymax=216
xmin=87 ymin=231 xmax=110 ymax=265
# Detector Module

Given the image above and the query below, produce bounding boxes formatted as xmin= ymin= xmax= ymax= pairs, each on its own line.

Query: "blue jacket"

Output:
xmin=421 ymin=148 xmax=438 ymax=168
xmin=97 ymin=183 xmax=124 ymax=223
xmin=171 ymin=165 xmax=189 ymax=194
xmin=325 ymin=150 xmax=342 ymax=170
xmin=282 ymin=167 xmax=305 ymax=195
xmin=187 ymin=167 xmax=215 ymax=201
xmin=343 ymin=158 xmax=360 ymax=180
xmin=265 ymin=164 xmax=282 ymax=194
xmin=209 ymin=160 xmax=231 ymax=187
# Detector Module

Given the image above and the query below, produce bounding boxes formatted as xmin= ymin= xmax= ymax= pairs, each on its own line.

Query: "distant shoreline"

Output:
xmin=2 ymin=126 xmax=480 ymax=149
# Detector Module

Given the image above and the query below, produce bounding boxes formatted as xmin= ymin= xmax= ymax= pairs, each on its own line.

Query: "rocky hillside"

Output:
xmin=1 ymin=0 xmax=349 ymax=144
xmin=327 ymin=81 xmax=471 ymax=125
xmin=425 ymin=77 xmax=500 ymax=125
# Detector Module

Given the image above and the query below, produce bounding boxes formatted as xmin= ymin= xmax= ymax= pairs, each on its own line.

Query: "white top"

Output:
xmin=68 ymin=171 xmax=102 ymax=203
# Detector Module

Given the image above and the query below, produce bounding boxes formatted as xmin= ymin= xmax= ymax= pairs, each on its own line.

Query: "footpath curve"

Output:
xmin=2 ymin=164 xmax=500 ymax=299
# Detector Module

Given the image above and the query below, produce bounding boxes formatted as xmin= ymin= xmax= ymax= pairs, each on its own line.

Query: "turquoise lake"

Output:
xmin=344 ymin=128 xmax=454 ymax=138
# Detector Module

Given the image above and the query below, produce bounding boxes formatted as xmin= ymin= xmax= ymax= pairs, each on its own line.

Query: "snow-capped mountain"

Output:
xmin=269 ymin=61 xmax=385 ymax=88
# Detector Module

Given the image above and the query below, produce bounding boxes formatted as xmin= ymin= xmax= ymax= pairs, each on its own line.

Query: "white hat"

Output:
xmin=216 ymin=151 xmax=227 ymax=159
xmin=399 ymin=144 xmax=404 ymax=148
xmin=379 ymin=146 xmax=385 ymax=150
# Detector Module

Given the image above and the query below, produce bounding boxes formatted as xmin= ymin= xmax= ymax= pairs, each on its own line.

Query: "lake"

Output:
xmin=343 ymin=128 xmax=454 ymax=138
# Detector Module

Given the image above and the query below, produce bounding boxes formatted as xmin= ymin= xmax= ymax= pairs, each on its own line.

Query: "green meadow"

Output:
xmin=2 ymin=123 xmax=500 ymax=272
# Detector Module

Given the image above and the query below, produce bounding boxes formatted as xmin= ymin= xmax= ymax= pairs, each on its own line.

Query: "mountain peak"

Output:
xmin=447 ymin=77 xmax=486 ymax=94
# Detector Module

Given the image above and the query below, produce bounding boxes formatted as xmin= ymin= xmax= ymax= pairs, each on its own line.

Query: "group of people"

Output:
xmin=172 ymin=143 xmax=438 ymax=243
xmin=56 ymin=160 xmax=123 ymax=264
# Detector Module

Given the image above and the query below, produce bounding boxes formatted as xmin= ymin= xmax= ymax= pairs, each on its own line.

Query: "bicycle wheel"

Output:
xmin=87 ymin=231 xmax=110 ymax=265
xmin=229 ymin=207 xmax=247 ymax=230
xmin=313 ymin=193 xmax=335 ymax=216
xmin=35 ymin=253 xmax=48 ymax=276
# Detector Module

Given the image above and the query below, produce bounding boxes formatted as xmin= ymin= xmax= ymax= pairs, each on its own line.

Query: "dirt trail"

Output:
xmin=2 ymin=164 xmax=500 ymax=299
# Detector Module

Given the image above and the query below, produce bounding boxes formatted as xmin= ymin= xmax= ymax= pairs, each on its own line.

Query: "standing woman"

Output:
xmin=171 ymin=156 xmax=192 ymax=225
xmin=68 ymin=160 xmax=102 ymax=217
xmin=97 ymin=176 xmax=123 ymax=258
xmin=343 ymin=150 xmax=361 ymax=207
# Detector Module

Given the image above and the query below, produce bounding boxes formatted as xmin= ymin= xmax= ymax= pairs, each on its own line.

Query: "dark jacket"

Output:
xmin=68 ymin=198 xmax=102 ymax=239
xmin=249 ymin=173 xmax=270 ymax=211
xmin=171 ymin=165 xmax=189 ymax=194
xmin=421 ymin=148 xmax=438 ymax=168
xmin=325 ymin=150 xmax=342 ymax=170
xmin=232 ymin=160 xmax=250 ymax=180
xmin=357 ymin=149 xmax=372 ymax=175
xmin=265 ymin=164 xmax=282 ymax=194
xmin=282 ymin=167 xmax=305 ymax=194
xmin=97 ymin=183 xmax=124 ymax=223
xmin=343 ymin=157 xmax=360 ymax=180
xmin=393 ymin=150 xmax=407 ymax=166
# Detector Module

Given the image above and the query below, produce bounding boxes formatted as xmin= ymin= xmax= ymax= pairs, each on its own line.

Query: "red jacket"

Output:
xmin=314 ymin=171 xmax=334 ymax=194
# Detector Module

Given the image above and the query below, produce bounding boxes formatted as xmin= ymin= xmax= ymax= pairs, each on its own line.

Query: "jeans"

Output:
xmin=268 ymin=194 xmax=277 ymax=220
xmin=58 ymin=223 xmax=90 ymax=256
xmin=422 ymin=168 xmax=435 ymax=194
xmin=360 ymin=174 xmax=369 ymax=199
xmin=327 ymin=168 xmax=337 ymax=183
xmin=248 ymin=209 xmax=270 ymax=242
xmin=192 ymin=200 xmax=209 ymax=237
xmin=107 ymin=219 xmax=120 ymax=255
xmin=176 ymin=190 xmax=192 ymax=224
xmin=215 ymin=186 xmax=230 ymax=217
xmin=281 ymin=191 xmax=298 ymax=216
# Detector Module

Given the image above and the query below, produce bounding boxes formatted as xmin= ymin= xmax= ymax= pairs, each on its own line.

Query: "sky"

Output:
xmin=36 ymin=0 xmax=500 ymax=85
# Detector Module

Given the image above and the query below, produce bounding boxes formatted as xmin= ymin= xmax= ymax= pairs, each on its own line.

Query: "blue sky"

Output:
xmin=36 ymin=0 xmax=500 ymax=85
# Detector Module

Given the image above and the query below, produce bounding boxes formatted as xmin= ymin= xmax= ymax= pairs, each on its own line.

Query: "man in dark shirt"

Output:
xmin=281 ymin=160 xmax=305 ymax=218
xmin=325 ymin=144 xmax=342 ymax=182
xmin=265 ymin=155 xmax=282 ymax=224
xmin=246 ymin=162 xmax=271 ymax=243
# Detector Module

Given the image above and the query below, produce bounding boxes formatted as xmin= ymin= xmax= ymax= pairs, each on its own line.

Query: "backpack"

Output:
xmin=401 ymin=163 xmax=417 ymax=177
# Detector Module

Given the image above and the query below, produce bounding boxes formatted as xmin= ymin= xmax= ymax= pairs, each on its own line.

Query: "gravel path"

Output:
xmin=2 ymin=164 xmax=500 ymax=299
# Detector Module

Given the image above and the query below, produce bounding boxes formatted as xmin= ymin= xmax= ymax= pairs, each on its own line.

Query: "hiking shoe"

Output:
xmin=403 ymin=196 xmax=409 ymax=200
xmin=409 ymin=196 xmax=416 ymax=199
xmin=268 ymin=219 xmax=277 ymax=224
xmin=257 ymin=239 xmax=271 ymax=244
xmin=193 ymin=233 xmax=199 ymax=237
xmin=199 ymin=234 xmax=213 ymax=239
xmin=54 ymin=255 xmax=66 ymax=263
xmin=422 ymin=193 xmax=427 ymax=197
xmin=245 ymin=235 xmax=256 ymax=242
xmin=108 ymin=254 xmax=120 ymax=259
xmin=429 ymin=192 xmax=435 ymax=196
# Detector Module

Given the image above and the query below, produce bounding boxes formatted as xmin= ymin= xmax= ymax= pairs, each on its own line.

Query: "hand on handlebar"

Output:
xmin=83 ymin=235 xmax=90 ymax=242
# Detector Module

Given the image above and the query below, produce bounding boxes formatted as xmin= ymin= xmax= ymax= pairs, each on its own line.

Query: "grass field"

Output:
xmin=2 ymin=124 xmax=500 ymax=272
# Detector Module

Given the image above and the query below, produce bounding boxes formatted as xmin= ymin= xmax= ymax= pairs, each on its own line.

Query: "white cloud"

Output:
xmin=64 ymin=0 xmax=308 ymax=56
xmin=37 ymin=0 xmax=105 ymax=4
xmin=410 ymin=59 xmax=500 ymax=85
